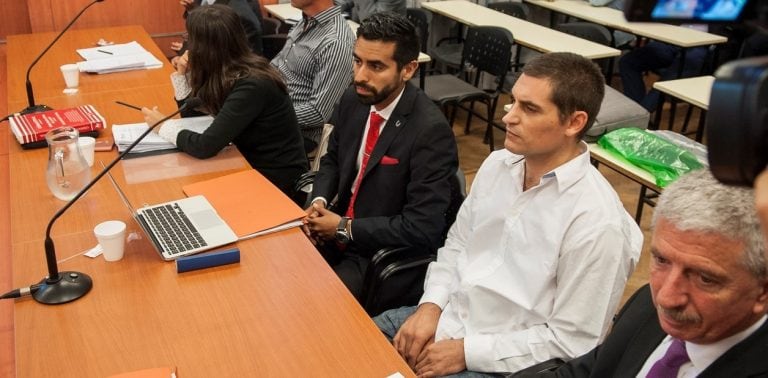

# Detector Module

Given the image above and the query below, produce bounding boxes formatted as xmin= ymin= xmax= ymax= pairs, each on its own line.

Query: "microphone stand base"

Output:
xmin=19 ymin=104 xmax=52 ymax=115
xmin=33 ymin=271 xmax=93 ymax=305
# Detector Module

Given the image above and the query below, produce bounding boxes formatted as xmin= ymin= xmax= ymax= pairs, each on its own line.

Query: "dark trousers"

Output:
xmin=318 ymin=243 xmax=371 ymax=301
xmin=619 ymin=42 xmax=708 ymax=111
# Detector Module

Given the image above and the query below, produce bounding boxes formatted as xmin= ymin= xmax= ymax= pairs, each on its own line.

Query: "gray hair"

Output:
xmin=653 ymin=169 xmax=766 ymax=279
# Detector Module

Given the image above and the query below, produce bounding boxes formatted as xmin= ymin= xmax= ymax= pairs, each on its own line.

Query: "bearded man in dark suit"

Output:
xmin=304 ymin=12 xmax=458 ymax=299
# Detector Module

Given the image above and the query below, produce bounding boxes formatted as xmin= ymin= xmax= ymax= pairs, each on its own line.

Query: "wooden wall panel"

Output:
xmin=0 ymin=0 xmax=32 ymax=41
xmin=46 ymin=0 xmax=184 ymax=34
xmin=20 ymin=0 xmax=185 ymax=59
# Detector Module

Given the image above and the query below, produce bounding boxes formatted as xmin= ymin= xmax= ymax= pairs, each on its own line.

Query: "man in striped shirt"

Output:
xmin=271 ymin=0 xmax=355 ymax=153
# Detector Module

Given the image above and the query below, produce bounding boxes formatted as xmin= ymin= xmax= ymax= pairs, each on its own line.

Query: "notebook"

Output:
xmin=105 ymin=170 xmax=237 ymax=261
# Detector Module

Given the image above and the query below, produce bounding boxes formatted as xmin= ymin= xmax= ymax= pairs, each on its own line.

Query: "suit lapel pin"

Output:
xmin=395 ymin=120 xmax=402 ymax=127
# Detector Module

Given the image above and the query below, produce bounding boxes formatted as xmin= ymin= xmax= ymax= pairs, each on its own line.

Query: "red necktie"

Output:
xmin=345 ymin=111 xmax=384 ymax=218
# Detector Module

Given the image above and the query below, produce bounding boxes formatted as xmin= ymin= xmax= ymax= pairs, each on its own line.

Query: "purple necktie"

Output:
xmin=647 ymin=338 xmax=690 ymax=378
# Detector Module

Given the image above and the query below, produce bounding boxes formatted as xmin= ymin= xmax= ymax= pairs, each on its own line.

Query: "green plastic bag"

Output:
xmin=597 ymin=128 xmax=703 ymax=188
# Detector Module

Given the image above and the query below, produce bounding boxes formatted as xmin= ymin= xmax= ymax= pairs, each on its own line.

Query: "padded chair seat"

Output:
xmin=585 ymin=85 xmax=650 ymax=142
xmin=422 ymin=74 xmax=488 ymax=104
xmin=431 ymin=42 xmax=463 ymax=72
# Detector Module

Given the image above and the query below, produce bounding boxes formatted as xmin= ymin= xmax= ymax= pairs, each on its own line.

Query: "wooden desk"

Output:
xmin=653 ymin=75 xmax=714 ymax=110
xmin=652 ymin=75 xmax=714 ymax=141
xmin=8 ymin=26 xmax=413 ymax=377
xmin=524 ymin=0 xmax=727 ymax=48
xmin=421 ymin=0 xmax=621 ymax=60
xmin=6 ymin=25 xmax=174 ymax=106
xmin=589 ymin=143 xmax=661 ymax=224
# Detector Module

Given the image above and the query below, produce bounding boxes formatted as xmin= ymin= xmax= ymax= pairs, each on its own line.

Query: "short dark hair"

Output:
xmin=356 ymin=12 xmax=419 ymax=69
xmin=522 ymin=52 xmax=605 ymax=138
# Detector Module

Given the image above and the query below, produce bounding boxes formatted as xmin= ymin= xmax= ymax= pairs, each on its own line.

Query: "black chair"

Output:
xmin=361 ymin=167 xmax=467 ymax=316
xmin=406 ymin=8 xmax=429 ymax=53
xmin=555 ymin=22 xmax=613 ymax=76
xmin=487 ymin=1 xmax=529 ymax=19
xmin=507 ymin=358 xmax=565 ymax=376
xmin=422 ymin=26 xmax=513 ymax=151
xmin=261 ymin=16 xmax=288 ymax=60
xmin=407 ymin=8 xmax=431 ymax=88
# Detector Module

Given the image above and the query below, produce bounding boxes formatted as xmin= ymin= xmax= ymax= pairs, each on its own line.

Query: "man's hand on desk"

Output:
xmin=394 ymin=303 xmax=442 ymax=369
xmin=304 ymin=202 xmax=342 ymax=240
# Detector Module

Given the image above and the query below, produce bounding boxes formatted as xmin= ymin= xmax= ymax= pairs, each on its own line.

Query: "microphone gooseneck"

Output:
xmin=21 ymin=0 xmax=106 ymax=115
xmin=31 ymin=98 xmax=200 ymax=305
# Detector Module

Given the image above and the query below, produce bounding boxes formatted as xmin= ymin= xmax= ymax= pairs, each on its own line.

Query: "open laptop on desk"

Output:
xmin=105 ymin=170 xmax=238 ymax=260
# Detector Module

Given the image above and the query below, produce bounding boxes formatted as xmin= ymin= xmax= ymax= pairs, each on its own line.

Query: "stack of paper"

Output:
xmin=76 ymin=41 xmax=163 ymax=74
xmin=112 ymin=116 xmax=214 ymax=154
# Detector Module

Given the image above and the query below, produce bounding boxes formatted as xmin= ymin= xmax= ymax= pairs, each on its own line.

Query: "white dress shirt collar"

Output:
xmin=503 ymin=141 xmax=591 ymax=193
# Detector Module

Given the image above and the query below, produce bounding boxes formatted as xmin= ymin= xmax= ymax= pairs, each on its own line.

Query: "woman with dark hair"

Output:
xmin=143 ymin=4 xmax=307 ymax=198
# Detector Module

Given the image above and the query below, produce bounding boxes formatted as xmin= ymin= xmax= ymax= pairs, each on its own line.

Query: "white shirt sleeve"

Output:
xmin=170 ymin=72 xmax=192 ymax=101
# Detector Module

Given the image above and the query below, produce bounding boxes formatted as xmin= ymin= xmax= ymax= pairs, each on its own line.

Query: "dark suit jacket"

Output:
xmin=541 ymin=284 xmax=768 ymax=377
xmin=312 ymin=83 xmax=458 ymax=252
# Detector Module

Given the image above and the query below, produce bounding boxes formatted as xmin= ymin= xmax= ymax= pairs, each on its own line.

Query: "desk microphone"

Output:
xmin=20 ymin=0 xmax=106 ymax=115
xmin=12 ymin=97 xmax=202 ymax=305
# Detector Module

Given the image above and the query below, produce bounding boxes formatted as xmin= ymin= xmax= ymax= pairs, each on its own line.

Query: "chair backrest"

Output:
xmin=555 ymin=22 xmax=612 ymax=47
xmin=309 ymin=123 xmax=334 ymax=172
xmin=460 ymin=26 xmax=514 ymax=89
xmin=488 ymin=1 xmax=530 ymax=19
xmin=555 ymin=22 xmax=612 ymax=74
xmin=261 ymin=17 xmax=288 ymax=60
xmin=361 ymin=167 xmax=467 ymax=316
xmin=406 ymin=8 xmax=429 ymax=53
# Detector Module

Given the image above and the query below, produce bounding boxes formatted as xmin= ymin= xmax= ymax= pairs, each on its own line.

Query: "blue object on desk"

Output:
xmin=176 ymin=248 xmax=240 ymax=273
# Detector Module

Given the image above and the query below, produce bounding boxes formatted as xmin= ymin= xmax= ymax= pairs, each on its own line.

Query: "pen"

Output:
xmin=115 ymin=100 xmax=142 ymax=111
xmin=97 ymin=49 xmax=113 ymax=55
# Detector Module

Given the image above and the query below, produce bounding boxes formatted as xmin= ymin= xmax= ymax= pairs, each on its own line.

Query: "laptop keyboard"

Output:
xmin=143 ymin=204 xmax=208 ymax=255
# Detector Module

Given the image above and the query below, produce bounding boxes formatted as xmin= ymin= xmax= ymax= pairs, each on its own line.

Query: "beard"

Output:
xmin=354 ymin=81 xmax=398 ymax=106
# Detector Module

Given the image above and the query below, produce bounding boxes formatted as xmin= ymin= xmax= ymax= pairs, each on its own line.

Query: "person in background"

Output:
xmin=529 ymin=169 xmax=768 ymax=377
xmin=619 ymin=40 xmax=709 ymax=111
xmin=334 ymin=0 xmax=406 ymax=23
xmin=143 ymin=5 xmax=307 ymax=200
xmin=271 ymin=0 xmax=355 ymax=153
xmin=373 ymin=52 xmax=642 ymax=376
xmin=303 ymin=12 xmax=458 ymax=300
xmin=587 ymin=0 xmax=635 ymax=47
xmin=174 ymin=0 xmax=263 ymax=56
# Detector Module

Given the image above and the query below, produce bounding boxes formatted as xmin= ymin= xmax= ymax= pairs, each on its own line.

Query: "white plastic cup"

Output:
xmin=60 ymin=64 xmax=79 ymax=88
xmin=94 ymin=220 xmax=127 ymax=262
xmin=78 ymin=136 xmax=96 ymax=167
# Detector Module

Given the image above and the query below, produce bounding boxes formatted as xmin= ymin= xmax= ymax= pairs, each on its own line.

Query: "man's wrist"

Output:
xmin=310 ymin=197 xmax=328 ymax=208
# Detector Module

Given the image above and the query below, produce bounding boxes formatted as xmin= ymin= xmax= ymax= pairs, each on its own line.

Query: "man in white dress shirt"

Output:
xmin=373 ymin=52 xmax=643 ymax=377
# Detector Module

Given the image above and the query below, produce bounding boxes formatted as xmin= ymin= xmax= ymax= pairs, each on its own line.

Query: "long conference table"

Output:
xmin=6 ymin=25 xmax=413 ymax=377
xmin=524 ymin=0 xmax=727 ymax=78
xmin=420 ymin=0 xmax=621 ymax=60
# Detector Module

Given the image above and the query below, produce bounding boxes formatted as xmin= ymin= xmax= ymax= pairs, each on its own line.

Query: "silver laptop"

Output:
xmin=105 ymin=170 xmax=238 ymax=260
